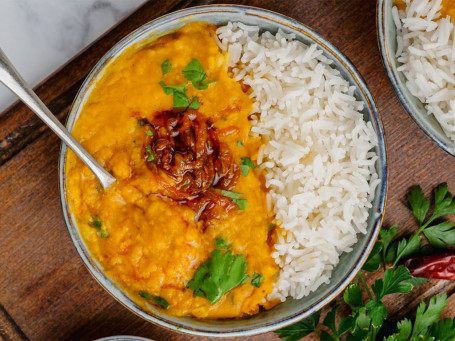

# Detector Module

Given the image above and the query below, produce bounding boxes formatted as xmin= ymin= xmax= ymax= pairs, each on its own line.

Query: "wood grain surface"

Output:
xmin=1 ymin=0 xmax=455 ymax=340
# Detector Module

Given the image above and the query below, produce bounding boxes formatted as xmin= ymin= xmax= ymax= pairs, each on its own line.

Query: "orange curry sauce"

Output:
xmin=395 ymin=0 xmax=455 ymax=18
xmin=65 ymin=22 xmax=280 ymax=318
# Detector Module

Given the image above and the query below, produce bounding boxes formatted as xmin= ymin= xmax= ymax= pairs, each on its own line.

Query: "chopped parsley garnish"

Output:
xmin=251 ymin=272 xmax=265 ymax=288
xmin=240 ymin=157 xmax=259 ymax=176
xmin=145 ymin=145 xmax=155 ymax=162
xmin=221 ymin=116 xmax=227 ymax=121
xmin=152 ymin=296 xmax=170 ymax=309
xmin=88 ymin=217 xmax=109 ymax=238
xmin=173 ymin=91 xmax=190 ymax=108
xmin=146 ymin=130 xmax=153 ymax=137
xmin=188 ymin=248 xmax=249 ymax=304
xmin=233 ymin=199 xmax=248 ymax=211
xmin=182 ymin=58 xmax=214 ymax=90
xmin=215 ymin=237 xmax=229 ymax=249
xmin=215 ymin=189 xmax=248 ymax=210
xmin=268 ymin=223 xmax=275 ymax=232
xmin=138 ymin=120 xmax=145 ymax=126
xmin=139 ymin=291 xmax=169 ymax=309
xmin=189 ymin=96 xmax=200 ymax=110
xmin=139 ymin=290 xmax=151 ymax=299
xmin=159 ymin=81 xmax=186 ymax=95
xmin=215 ymin=189 xmax=243 ymax=199
xmin=161 ymin=59 xmax=172 ymax=75
xmin=237 ymin=140 xmax=243 ymax=147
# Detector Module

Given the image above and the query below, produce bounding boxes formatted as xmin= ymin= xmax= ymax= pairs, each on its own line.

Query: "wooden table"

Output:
xmin=1 ymin=0 xmax=455 ymax=340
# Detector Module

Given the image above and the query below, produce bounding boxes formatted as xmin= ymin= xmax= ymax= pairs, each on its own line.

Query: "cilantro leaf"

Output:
xmin=362 ymin=241 xmax=382 ymax=272
xmin=182 ymin=58 xmax=213 ymax=90
xmin=372 ymin=266 xmax=413 ymax=300
xmin=391 ymin=234 xmax=422 ymax=266
xmin=429 ymin=318 xmax=455 ymax=341
xmin=188 ymin=248 xmax=249 ymax=304
xmin=189 ymin=96 xmax=200 ymax=109
xmin=424 ymin=221 xmax=455 ymax=248
xmin=343 ymin=282 xmax=363 ymax=310
xmin=240 ymin=157 xmax=259 ymax=177
xmin=430 ymin=183 xmax=455 ymax=222
xmin=237 ymin=140 xmax=243 ymax=147
xmin=233 ymin=198 xmax=248 ymax=210
xmin=407 ymin=185 xmax=430 ymax=225
xmin=161 ymin=59 xmax=172 ymax=75
xmin=385 ymin=319 xmax=412 ymax=341
xmin=215 ymin=237 xmax=229 ymax=249
xmin=173 ymin=91 xmax=190 ymax=108
xmin=251 ymin=272 xmax=265 ymax=288
xmin=215 ymin=189 xmax=243 ymax=199
xmin=275 ymin=311 xmax=320 ymax=341
xmin=152 ymin=295 xmax=170 ymax=309
xmin=139 ymin=290 xmax=151 ymax=299
xmin=412 ymin=294 xmax=448 ymax=338
xmin=381 ymin=225 xmax=398 ymax=265
xmin=365 ymin=300 xmax=387 ymax=328
xmin=88 ymin=217 xmax=109 ymax=238
xmin=159 ymin=81 xmax=186 ymax=95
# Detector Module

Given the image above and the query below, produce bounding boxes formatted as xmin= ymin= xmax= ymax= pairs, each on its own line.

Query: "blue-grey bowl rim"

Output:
xmin=59 ymin=4 xmax=388 ymax=337
xmin=377 ymin=0 xmax=455 ymax=156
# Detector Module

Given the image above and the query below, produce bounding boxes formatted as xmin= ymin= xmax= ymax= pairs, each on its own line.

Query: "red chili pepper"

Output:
xmin=404 ymin=252 xmax=455 ymax=280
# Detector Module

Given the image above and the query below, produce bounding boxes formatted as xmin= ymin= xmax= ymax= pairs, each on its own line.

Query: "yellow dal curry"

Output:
xmin=66 ymin=22 xmax=279 ymax=318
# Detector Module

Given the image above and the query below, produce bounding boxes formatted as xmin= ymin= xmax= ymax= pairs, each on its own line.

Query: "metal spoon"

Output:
xmin=0 ymin=47 xmax=116 ymax=188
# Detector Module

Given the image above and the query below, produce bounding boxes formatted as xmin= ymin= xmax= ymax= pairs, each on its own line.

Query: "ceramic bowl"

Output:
xmin=378 ymin=0 xmax=455 ymax=155
xmin=59 ymin=5 xmax=388 ymax=337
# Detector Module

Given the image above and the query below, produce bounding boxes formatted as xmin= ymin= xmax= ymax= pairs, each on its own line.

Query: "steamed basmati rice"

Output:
xmin=216 ymin=23 xmax=380 ymax=301
xmin=394 ymin=0 xmax=455 ymax=142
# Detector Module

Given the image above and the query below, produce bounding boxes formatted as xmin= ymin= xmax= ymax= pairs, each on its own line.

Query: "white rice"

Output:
xmin=394 ymin=0 xmax=455 ymax=142
xmin=216 ymin=23 xmax=380 ymax=301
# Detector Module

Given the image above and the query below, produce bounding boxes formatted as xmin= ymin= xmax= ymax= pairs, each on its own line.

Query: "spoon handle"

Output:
xmin=0 ymin=47 xmax=116 ymax=188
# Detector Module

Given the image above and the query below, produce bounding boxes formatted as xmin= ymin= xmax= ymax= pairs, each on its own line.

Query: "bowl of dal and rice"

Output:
xmin=378 ymin=0 xmax=455 ymax=155
xmin=60 ymin=5 xmax=387 ymax=336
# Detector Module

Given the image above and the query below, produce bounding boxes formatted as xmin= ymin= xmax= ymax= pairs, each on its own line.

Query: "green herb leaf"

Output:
xmin=275 ymin=311 xmax=321 ymax=341
xmin=405 ymin=276 xmax=429 ymax=290
xmin=159 ymin=81 xmax=186 ymax=95
xmin=215 ymin=237 xmax=229 ymax=249
xmin=173 ymin=91 xmax=190 ymax=108
xmin=161 ymin=59 xmax=172 ymax=75
xmin=89 ymin=217 xmax=109 ymax=238
xmin=233 ymin=198 xmax=248 ymax=210
xmin=182 ymin=58 xmax=213 ymax=90
xmin=424 ymin=221 xmax=455 ymax=248
xmin=338 ymin=317 xmax=356 ymax=336
xmin=189 ymin=96 xmax=200 ymax=109
xmin=237 ymin=140 xmax=243 ymax=147
xmin=407 ymin=185 xmax=430 ymax=225
xmin=240 ymin=157 xmax=259 ymax=177
xmin=251 ymin=272 xmax=265 ymax=288
xmin=152 ymin=295 xmax=170 ymax=309
xmin=429 ymin=318 xmax=455 ymax=341
xmin=343 ymin=282 xmax=363 ymax=310
xmin=412 ymin=294 xmax=448 ymax=338
xmin=362 ymin=241 xmax=382 ymax=272
xmin=392 ymin=234 xmax=422 ymax=265
xmin=145 ymin=144 xmax=155 ymax=162
xmin=138 ymin=120 xmax=145 ymax=126
xmin=323 ymin=305 xmax=339 ymax=337
xmin=139 ymin=290 xmax=151 ymax=299
xmin=366 ymin=300 xmax=387 ymax=327
xmin=381 ymin=225 xmax=398 ymax=266
xmin=221 ymin=116 xmax=227 ymax=121
xmin=215 ymin=189 xmax=243 ymax=199
xmin=188 ymin=248 xmax=249 ymax=304
xmin=372 ymin=266 xmax=413 ymax=300
xmin=268 ymin=223 xmax=275 ymax=232
xmin=320 ymin=331 xmax=336 ymax=341
xmin=385 ymin=319 xmax=412 ymax=341
xmin=431 ymin=183 xmax=455 ymax=221
xmin=146 ymin=130 xmax=153 ymax=137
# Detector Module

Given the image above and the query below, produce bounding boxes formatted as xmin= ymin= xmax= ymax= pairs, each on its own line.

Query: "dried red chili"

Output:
xmin=140 ymin=110 xmax=240 ymax=222
xmin=404 ymin=252 xmax=455 ymax=280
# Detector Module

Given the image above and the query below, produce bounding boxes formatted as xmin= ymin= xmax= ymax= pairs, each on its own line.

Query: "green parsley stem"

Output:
xmin=358 ymin=271 xmax=373 ymax=300
xmin=392 ymin=224 xmax=427 ymax=267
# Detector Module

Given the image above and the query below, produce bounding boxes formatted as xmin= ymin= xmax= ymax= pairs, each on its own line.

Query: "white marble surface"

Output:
xmin=0 ymin=0 xmax=146 ymax=113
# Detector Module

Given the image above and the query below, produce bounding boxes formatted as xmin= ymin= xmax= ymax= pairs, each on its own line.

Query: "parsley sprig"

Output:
xmin=188 ymin=240 xmax=249 ymax=304
xmin=275 ymin=183 xmax=455 ymax=341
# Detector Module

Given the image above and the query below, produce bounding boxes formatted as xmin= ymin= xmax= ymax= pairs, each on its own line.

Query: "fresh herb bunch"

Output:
xmin=275 ymin=183 xmax=455 ymax=340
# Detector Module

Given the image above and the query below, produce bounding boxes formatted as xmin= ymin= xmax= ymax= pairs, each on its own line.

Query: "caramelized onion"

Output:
xmin=141 ymin=110 xmax=240 ymax=222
